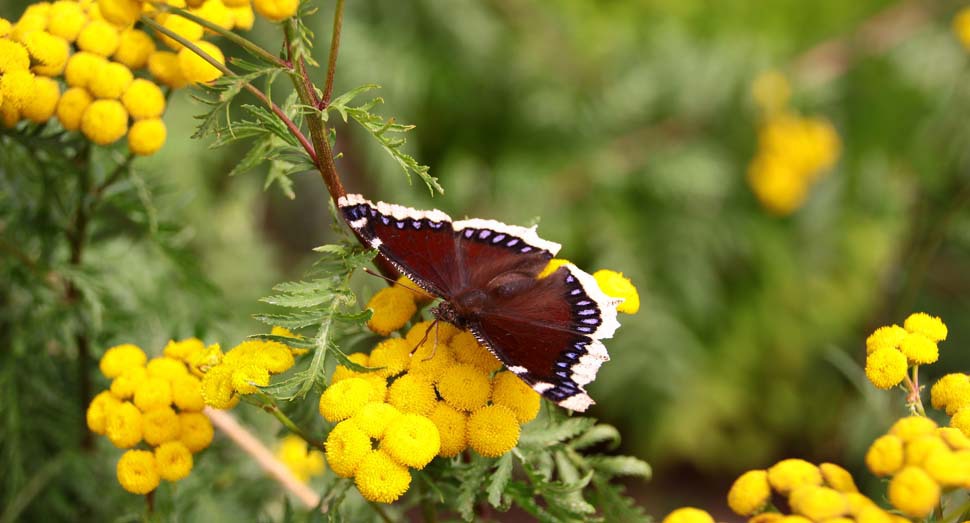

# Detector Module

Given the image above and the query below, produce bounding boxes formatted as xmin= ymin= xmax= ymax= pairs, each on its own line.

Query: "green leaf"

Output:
xmin=569 ymin=424 xmax=621 ymax=451
xmin=247 ymin=334 xmax=316 ymax=349
xmin=487 ymin=453 xmax=514 ymax=508
xmin=327 ymin=84 xmax=381 ymax=121
xmin=589 ymin=477 xmax=651 ymax=523
xmin=586 ymin=456 xmax=652 ymax=479
xmin=519 ymin=417 xmax=597 ymax=449
xmin=455 ymin=457 xmax=490 ymax=521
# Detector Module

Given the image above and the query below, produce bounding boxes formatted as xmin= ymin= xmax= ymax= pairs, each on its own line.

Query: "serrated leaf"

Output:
xmin=586 ymin=456 xmax=651 ymax=479
xmin=456 ymin=458 xmax=490 ymax=521
xmin=330 ymin=348 xmax=378 ymax=373
xmin=590 ymin=477 xmax=651 ymax=523
xmin=253 ymin=310 xmax=327 ymax=330
xmin=487 ymin=453 xmax=514 ymax=508
xmin=327 ymin=84 xmax=380 ymax=121
xmin=247 ymin=334 xmax=316 ymax=349
xmin=519 ymin=417 xmax=597 ymax=449
xmin=569 ymin=424 xmax=621 ymax=451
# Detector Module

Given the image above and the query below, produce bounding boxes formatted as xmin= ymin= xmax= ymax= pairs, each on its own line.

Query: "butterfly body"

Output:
xmin=339 ymin=194 xmax=622 ymax=412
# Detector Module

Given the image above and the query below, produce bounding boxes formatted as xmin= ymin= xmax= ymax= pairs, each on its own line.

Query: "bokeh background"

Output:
xmin=4 ymin=0 xmax=970 ymax=520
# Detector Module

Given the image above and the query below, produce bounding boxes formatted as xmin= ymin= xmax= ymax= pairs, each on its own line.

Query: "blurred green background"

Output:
xmin=4 ymin=0 xmax=970 ymax=519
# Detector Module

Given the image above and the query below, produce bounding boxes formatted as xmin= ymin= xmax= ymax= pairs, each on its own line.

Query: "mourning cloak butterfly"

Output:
xmin=339 ymin=194 xmax=622 ymax=412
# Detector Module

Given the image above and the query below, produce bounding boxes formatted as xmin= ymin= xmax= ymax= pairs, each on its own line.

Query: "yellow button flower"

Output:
xmin=110 ymin=366 xmax=148 ymax=399
xmin=661 ymin=507 xmax=715 ymax=523
xmin=789 ymin=485 xmax=848 ymax=521
xmin=172 ymin=374 xmax=205 ymax=412
xmin=86 ymin=390 xmax=121 ymax=435
xmin=325 ymin=420 xmax=371 ymax=478
xmin=408 ymin=342 xmax=456 ymax=384
xmin=819 ymin=463 xmax=858 ymax=493
xmin=177 ymin=40 xmax=224 ymax=84
xmin=381 ymin=413 xmax=440 ymax=469
xmin=751 ymin=70 xmax=791 ymax=114
xmin=147 ymin=357 xmax=189 ymax=381
xmin=201 ymin=364 xmax=238 ymax=409
xmin=451 ymin=331 xmax=502 ymax=373
xmin=395 ymin=274 xmax=434 ymax=302
xmin=490 ymin=371 xmax=540 ymax=424
xmin=366 ymin=286 xmax=417 ymax=336
xmin=113 ymin=28 xmax=155 ymax=69
xmin=903 ymin=312 xmax=947 ymax=342
xmin=230 ymin=5 xmax=255 ymax=31
xmin=99 ymin=343 xmax=147 ymax=378
xmin=855 ymin=505 xmax=892 ymax=523
xmin=142 ymin=406 xmax=181 ymax=446
xmin=0 ymin=69 xmax=36 ymax=111
xmin=192 ymin=0 xmax=234 ymax=31
xmin=76 ymin=19 xmax=120 ymax=56
xmin=106 ymin=401 xmax=143 ymax=448
xmin=255 ymin=340 xmax=296 ymax=373
xmin=354 ymin=449 xmax=411 ymax=504
xmin=593 ymin=269 xmax=640 ymax=314
xmin=956 ymin=7 xmax=970 ymax=51
xmin=0 ymin=18 xmax=8 ymax=38
xmin=351 ymin=402 xmax=402 ymax=439
xmin=80 ymin=99 xmax=129 ymax=145
xmin=134 ymin=376 xmax=173 ymax=411
xmin=56 ymin=86 xmax=93 ymax=131
xmin=428 ymin=402 xmax=467 ymax=458
xmin=21 ymin=76 xmax=59 ymax=123
xmin=890 ymin=415 xmax=937 ymax=442
xmin=952 ymin=407 xmax=970 ymax=438
xmin=89 ymin=61 xmax=134 ymax=100
xmin=898 ymin=333 xmax=938 ymax=365
xmin=865 ymin=434 xmax=904 ymax=476
xmin=767 ymin=458 xmax=822 ymax=495
xmin=406 ymin=320 xmax=460 ymax=347
xmin=252 ymin=0 xmax=299 ymax=22
xmin=164 ymin=337 xmax=206 ymax=361
xmin=467 ymin=404 xmax=520 ymax=458
xmin=0 ymin=39 xmax=30 ymax=73
xmin=726 ymin=469 xmax=770 ymax=516
xmin=319 ymin=377 xmax=376 ymax=423
xmin=887 ymin=466 xmax=940 ymax=518
xmin=865 ymin=325 xmax=907 ymax=354
xmin=178 ymin=412 xmax=214 ymax=452
xmin=97 ymin=0 xmax=141 ymax=26
xmin=747 ymin=154 xmax=807 ymax=216
xmin=931 ymin=373 xmax=970 ymax=415
xmin=64 ymin=51 xmax=107 ymax=88
xmin=331 ymin=352 xmax=369 ymax=383
xmin=157 ymin=13 xmax=204 ymax=50
xmin=904 ymin=435 xmax=948 ymax=467
xmin=368 ymin=338 xmax=411 ymax=377
xmin=538 ymin=258 xmax=570 ymax=279
xmin=155 ymin=441 xmax=194 ymax=482
xmin=938 ymin=427 xmax=970 ymax=450
xmin=924 ymin=447 xmax=970 ymax=487
xmin=230 ymin=363 xmax=269 ymax=394
xmin=22 ymin=31 xmax=69 ymax=76
xmin=437 ymin=363 xmax=492 ymax=412
xmin=386 ymin=373 xmax=437 ymax=416
xmin=864 ymin=347 xmax=907 ymax=390
xmin=276 ymin=434 xmax=325 ymax=482
xmin=147 ymin=50 xmax=188 ymax=88
xmin=48 ymin=1 xmax=87 ymax=42
xmin=116 ymin=449 xmax=160 ymax=494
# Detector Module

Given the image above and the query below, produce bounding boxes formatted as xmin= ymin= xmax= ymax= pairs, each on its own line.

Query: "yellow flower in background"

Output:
xmin=386 ymin=373 xmax=437 ymax=416
xmin=788 ymin=485 xmax=848 ymax=521
xmin=903 ymin=312 xmax=947 ymax=342
xmin=437 ymin=363 xmax=492 ymax=412
xmin=490 ymin=371 xmax=540 ymax=424
xmin=952 ymin=407 xmax=970 ymax=438
xmin=819 ymin=463 xmax=858 ymax=493
xmin=931 ymin=373 xmax=970 ymax=415
xmin=325 ymin=420 xmax=371 ymax=478
xmin=133 ymin=376 xmax=173 ymax=412
xmin=767 ymin=459 xmax=822 ymax=494
xmin=106 ymin=401 xmax=143 ymax=449
xmin=113 ymin=28 xmax=156 ymax=69
xmin=751 ymin=70 xmax=791 ymax=114
xmin=898 ymin=333 xmax=938 ymax=365
xmin=21 ymin=76 xmax=60 ymax=123
xmin=116 ymin=450 xmax=160 ymax=494
xmin=319 ymin=377 xmax=376 ymax=422
xmin=276 ymin=435 xmax=325 ymax=482
xmin=252 ymin=0 xmax=299 ymax=22
xmin=938 ymin=427 xmax=970 ymax=450
xmin=178 ymin=412 xmax=214 ymax=452
xmin=954 ymin=7 xmax=970 ymax=51
xmin=172 ymin=375 xmax=205 ymax=412
xmin=366 ymin=286 xmax=418 ymax=336
xmin=395 ymin=274 xmax=434 ymax=302
xmin=89 ymin=61 xmax=135 ymax=100
xmin=354 ymin=450 xmax=411 ymax=504
xmin=80 ymin=99 xmax=129 ymax=145
xmin=381 ymin=414 xmax=440 ymax=469
xmin=155 ymin=441 xmax=194 ymax=481
xmin=99 ymin=344 xmax=147 ymax=378
xmin=538 ymin=258 xmax=571 ymax=279
xmin=77 ymin=19 xmax=121 ymax=56
xmin=865 ymin=325 xmax=907 ymax=354
xmin=98 ymin=0 xmax=142 ymax=27
xmin=865 ymin=434 xmax=904 ymax=476
xmin=662 ymin=507 xmax=715 ymax=523
xmin=923 ymin=447 xmax=970 ymax=487
xmin=593 ymin=269 xmax=640 ymax=314
xmin=466 ymin=404 xmax=520 ymax=458
xmin=148 ymin=51 xmax=188 ymax=88
xmin=864 ymin=346 xmax=907 ymax=390
xmin=177 ymin=40 xmax=224 ymax=83
xmin=110 ymin=366 xmax=148 ymax=399
xmin=86 ymin=391 xmax=121 ymax=435
xmin=351 ymin=402 xmax=402 ymax=439
xmin=904 ymin=435 xmax=948 ymax=467
xmin=889 ymin=416 xmax=937 ymax=442
xmin=142 ymin=406 xmax=181 ymax=446
xmin=887 ymin=466 xmax=940 ymax=518
xmin=56 ymin=87 xmax=93 ymax=131
xmin=428 ymin=402 xmax=467 ymax=458
xmin=726 ymin=469 xmax=771 ymax=516
xmin=147 ymin=357 xmax=189 ymax=381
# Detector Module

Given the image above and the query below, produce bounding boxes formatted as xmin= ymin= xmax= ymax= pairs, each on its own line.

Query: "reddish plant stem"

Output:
xmin=321 ymin=0 xmax=345 ymax=108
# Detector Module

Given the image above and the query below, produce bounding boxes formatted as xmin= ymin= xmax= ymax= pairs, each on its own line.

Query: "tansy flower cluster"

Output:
xmin=276 ymin=434 xmax=326 ymax=483
xmin=87 ymin=338 xmax=216 ymax=494
xmin=747 ymin=71 xmax=841 ymax=215
xmin=864 ymin=312 xmax=948 ymax=390
xmin=199 ymin=326 xmax=300 ymax=409
xmin=954 ymin=6 xmax=970 ymax=51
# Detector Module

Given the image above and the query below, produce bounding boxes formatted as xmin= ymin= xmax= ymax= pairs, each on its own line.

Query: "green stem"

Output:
xmin=255 ymin=393 xmax=325 ymax=452
xmin=156 ymin=4 xmax=288 ymax=68
xmin=368 ymin=502 xmax=394 ymax=523
xmin=140 ymin=15 xmax=319 ymax=166
xmin=321 ymin=0 xmax=345 ymax=107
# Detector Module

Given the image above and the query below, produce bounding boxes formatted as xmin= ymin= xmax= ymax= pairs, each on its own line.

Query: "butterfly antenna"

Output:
xmin=361 ymin=268 xmax=429 ymax=300
xmin=412 ymin=319 xmax=439 ymax=360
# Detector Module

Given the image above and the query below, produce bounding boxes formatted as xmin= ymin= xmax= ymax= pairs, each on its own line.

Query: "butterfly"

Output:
xmin=339 ymin=194 xmax=622 ymax=412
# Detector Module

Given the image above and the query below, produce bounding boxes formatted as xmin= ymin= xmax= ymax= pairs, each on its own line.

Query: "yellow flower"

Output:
xmin=408 ymin=341 xmax=456 ymax=384
xmin=155 ymin=441 xmax=194 ymax=481
xmin=955 ymin=7 xmax=970 ymax=51
xmin=865 ymin=325 xmax=907 ymax=354
xmin=0 ymin=18 xmax=8 ymax=38
xmin=747 ymin=153 xmax=808 ymax=216
xmin=134 ymin=376 xmax=173 ymax=411
xmin=450 ymin=331 xmax=502 ymax=373
xmin=865 ymin=434 xmax=904 ymax=476
xmin=113 ymin=28 xmax=156 ymax=69
xmin=406 ymin=320 xmax=460 ymax=347
xmin=366 ymin=286 xmax=417 ymax=336
xmin=887 ymin=466 xmax=940 ymax=518
xmin=924 ymin=447 xmax=970 ymax=487
xmin=395 ymin=274 xmax=434 ymax=302
xmin=172 ymin=374 xmax=205 ymax=412
xmin=931 ymin=373 xmax=970 ymax=415
xmin=898 ymin=333 xmax=938 ymax=365
xmin=437 ymin=363 xmax=491 ymax=412
xmin=76 ymin=19 xmax=120 ymax=56
xmin=467 ymin=404 xmax=520 ymax=458
xmin=938 ymin=427 xmax=970 ymax=450
xmin=1 ymin=105 xmax=19 ymax=128
xmin=177 ymin=40 xmax=224 ymax=83
xmin=726 ymin=469 xmax=770 ymax=516
xmin=201 ymin=364 xmax=239 ymax=409
xmin=0 ymin=69 xmax=35 ymax=111
xmin=381 ymin=413 xmax=440 ymax=469
xmin=178 ymin=412 xmax=214 ymax=452
xmin=106 ymin=401 xmax=143 ymax=448
xmin=538 ymin=258 xmax=570 ymax=279
xmin=192 ymin=0 xmax=234 ymax=31
xmin=98 ymin=0 xmax=142 ymax=26
xmin=319 ymin=377 xmax=376 ymax=423
xmin=844 ymin=492 xmax=878 ymax=516
xmin=819 ymin=463 xmax=858 ymax=493
xmin=368 ymin=338 xmax=412 ymax=377
xmin=230 ymin=5 xmax=254 ymax=31
xmin=270 ymin=326 xmax=307 ymax=355
xmin=48 ymin=1 xmax=87 ymax=42
xmin=142 ymin=406 xmax=181 ymax=446
xmin=99 ymin=344 xmax=147 ymax=378
xmin=231 ymin=363 xmax=270 ymax=394
xmin=56 ymin=86 xmax=93 ymax=131
xmin=21 ymin=76 xmax=59 ymax=123
xmin=0 ymin=39 xmax=30 ymax=73
xmin=490 ymin=371 xmax=540 ymax=424
xmin=903 ymin=312 xmax=947 ymax=342
xmin=157 ymin=13 xmax=204 ymax=50
xmin=789 ymin=485 xmax=848 ymax=521
xmin=331 ymin=352 xmax=369 ymax=383
xmin=325 ymin=420 xmax=371 ymax=478
xmin=351 ymin=402 xmax=402 ymax=439
xmin=428 ymin=402 xmax=467 ymax=458
xmin=89 ymin=61 xmax=134 ymax=100
xmin=116 ymin=450 xmax=159 ymax=494
xmin=904 ymin=435 xmax=948 ymax=467
xmin=864 ymin=347 xmax=907 ymax=390
xmin=353 ymin=449 xmax=411 ymax=504
xmin=593 ymin=269 xmax=640 ymax=314
xmin=186 ymin=342 xmax=222 ymax=375
xmin=767 ymin=459 xmax=822 ymax=495
xmin=258 ymin=341 xmax=296 ymax=373
xmin=147 ymin=50 xmax=188 ymax=88
xmin=276 ymin=435 xmax=326 ymax=482
xmin=889 ymin=415 xmax=937 ymax=442
xmin=387 ymin=373 xmax=437 ymax=416
xmin=22 ymin=31 xmax=69 ymax=76
xmin=952 ymin=406 xmax=970 ymax=438
xmin=80 ymin=99 xmax=129 ymax=145
xmin=86 ymin=390 xmax=121 ymax=435
xmin=110 ymin=366 xmax=148 ymax=399
xmin=751 ymin=70 xmax=791 ymax=114
xmin=64 ymin=51 xmax=107 ymax=89
xmin=10 ymin=5 xmax=49 ymax=42
xmin=252 ymin=0 xmax=299 ymax=22
xmin=661 ymin=507 xmax=715 ymax=523
xmin=147 ymin=357 xmax=189 ymax=381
